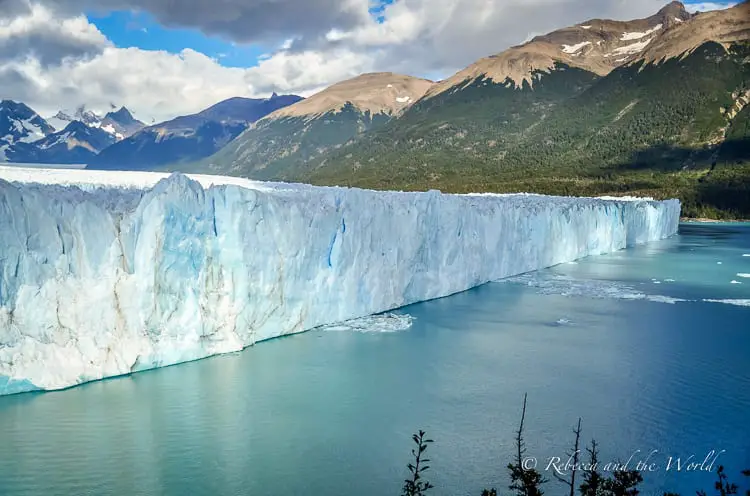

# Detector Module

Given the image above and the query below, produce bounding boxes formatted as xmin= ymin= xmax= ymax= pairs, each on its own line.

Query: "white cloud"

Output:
xmin=280 ymin=38 xmax=296 ymax=50
xmin=328 ymin=2 xmax=425 ymax=46
xmin=243 ymin=48 xmax=374 ymax=95
xmin=0 ymin=2 xmax=107 ymax=65
xmin=0 ymin=3 xmax=371 ymax=123
xmin=23 ymin=0 xmax=372 ymax=45
xmin=1 ymin=46 xmax=254 ymax=122
xmin=0 ymin=3 xmax=96 ymax=43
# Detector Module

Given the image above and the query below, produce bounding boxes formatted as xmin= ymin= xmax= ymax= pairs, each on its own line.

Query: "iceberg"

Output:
xmin=0 ymin=166 xmax=680 ymax=395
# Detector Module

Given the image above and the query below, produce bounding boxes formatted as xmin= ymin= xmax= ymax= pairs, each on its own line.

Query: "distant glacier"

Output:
xmin=0 ymin=166 xmax=680 ymax=395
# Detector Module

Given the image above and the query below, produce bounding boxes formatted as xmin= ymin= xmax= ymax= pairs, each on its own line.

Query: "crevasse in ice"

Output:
xmin=0 ymin=167 xmax=681 ymax=395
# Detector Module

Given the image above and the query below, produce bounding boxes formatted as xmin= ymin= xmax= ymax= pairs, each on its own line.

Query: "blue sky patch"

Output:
xmin=88 ymin=10 xmax=269 ymax=68
xmin=369 ymin=0 xmax=395 ymax=23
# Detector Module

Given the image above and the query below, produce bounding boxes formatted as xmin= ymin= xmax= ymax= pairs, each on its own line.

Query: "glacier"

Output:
xmin=0 ymin=166 xmax=680 ymax=395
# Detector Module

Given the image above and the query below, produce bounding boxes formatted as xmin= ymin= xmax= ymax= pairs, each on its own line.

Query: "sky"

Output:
xmin=0 ymin=0 xmax=739 ymax=124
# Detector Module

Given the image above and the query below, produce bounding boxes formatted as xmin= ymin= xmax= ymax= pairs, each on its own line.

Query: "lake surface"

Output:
xmin=1 ymin=223 xmax=748 ymax=496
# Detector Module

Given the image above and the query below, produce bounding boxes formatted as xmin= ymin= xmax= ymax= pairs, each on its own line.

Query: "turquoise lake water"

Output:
xmin=0 ymin=223 xmax=748 ymax=495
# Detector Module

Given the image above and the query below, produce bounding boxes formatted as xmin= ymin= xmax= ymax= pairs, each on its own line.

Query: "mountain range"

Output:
xmin=0 ymin=102 xmax=144 ymax=164
xmin=46 ymin=105 xmax=146 ymax=140
xmin=0 ymin=95 xmax=303 ymax=166
xmin=91 ymin=93 xmax=303 ymax=169
xmin=1 ymin=1 xmax=748 ymax=218
xmin=188 ymin=73 xmax=434 ymax=179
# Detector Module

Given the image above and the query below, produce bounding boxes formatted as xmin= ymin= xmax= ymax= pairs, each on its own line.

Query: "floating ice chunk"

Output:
xmin=737 ymin=273 xmax=750 ymax=278
xmin=318 ymin=313 xmax=414 ymax=333
xmin=646 ymin=295 xmax=685 ymax=304
xmin=703 ymin=299 xmax=750 ymax=307
xmin=665 ymin=278 xmax=675 ymax=282
xmin=505 ymin=273 xmax=685 ymax=304
xmin=717 ymin=262 xmax=723 ymax=265
xmin=730 ymin=280 xmax=742 ymax=284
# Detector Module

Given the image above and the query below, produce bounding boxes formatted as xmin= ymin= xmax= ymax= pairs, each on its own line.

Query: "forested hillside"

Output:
xmin=304 ymin=42 xmax=750 ymax=218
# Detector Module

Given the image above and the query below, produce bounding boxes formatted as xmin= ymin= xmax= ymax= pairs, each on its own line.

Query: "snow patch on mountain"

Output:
xmin=606 ymin=37 xmax=655 ymax=57
xmin=101 ymin=124 xmax=124 ymax=140
xmin=36 ymin=132 xmax=71 ymax=150
xmin=562 ymin=41 xmax=592 ymax=54
xmin=49 ymin=107 xmax=104 ymax=132
xmin=621 ymin=24 xmax=663 ymax=41
xmin=12 ymin=119 xmax=46 ymax=144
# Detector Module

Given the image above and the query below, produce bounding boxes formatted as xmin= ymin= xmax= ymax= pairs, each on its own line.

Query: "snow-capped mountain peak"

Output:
xmin=105 ymin=106 xmax=137 ymax=124
xmin=75 ymin=106 xmax=102 ymax=127
xmin=0 ymin=100 xmax=54 ymax=146
xmin=47 ymin=105 xmax=102 ymax=131
xmin=0 ymin=101 xmax=123 ymax=164
xmin=101 ymin=106 xmax=145 ymax=139
xmin=47 ymin=105 xmax=145 ymax=140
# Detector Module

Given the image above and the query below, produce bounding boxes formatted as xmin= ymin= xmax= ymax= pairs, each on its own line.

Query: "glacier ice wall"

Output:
xmin=0 ymin=169 xmax=680 ymax=395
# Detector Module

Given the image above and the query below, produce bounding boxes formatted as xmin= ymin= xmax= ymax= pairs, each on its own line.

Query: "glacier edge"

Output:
xmin=0 ymin=169 xmax=680 ymax=395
